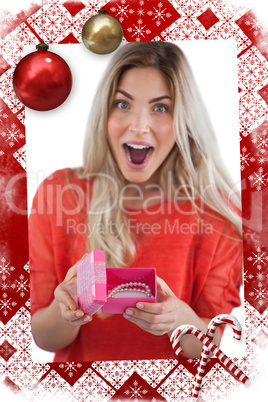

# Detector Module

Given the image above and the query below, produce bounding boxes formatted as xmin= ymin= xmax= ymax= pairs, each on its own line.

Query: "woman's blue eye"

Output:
xmin=116 ymin=101 xmax=129 ymax=109
xmin=154 ymin=105 xmax=168 ymax=113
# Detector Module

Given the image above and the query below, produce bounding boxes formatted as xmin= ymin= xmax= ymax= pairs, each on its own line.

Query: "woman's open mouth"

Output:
xmin=123 ymin=143 xmax=154 ymax=168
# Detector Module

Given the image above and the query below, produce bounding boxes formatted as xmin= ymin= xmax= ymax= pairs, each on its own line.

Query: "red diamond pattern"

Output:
xmin=252 ymin=328 xmax=268 ymax=348
xmin=236 ymin=10 xmax=268 ymax=61
xmin=2 ymin=377 xmax=21 ymax=393
xmin=197 ymin=8 xmax=219 ymax=30
xmin=58 ymin=32 xmax=80 ymax=44
xmin=63 ymin=1 xmax=86 ymax=17
xmin=258 ymin=84 xmax=268 ymax=105
xmin=0 ymin=340 xmax=17 ymax=361
xmin=49 ymin=362 xmax=91 ymax=387
xmin=104 ymin=0 xmax=181 ymax=41
xmin=0 ymin=55 xmax=11 ymax=76
xmin=110 ymin=371 xmax=167 ymax=400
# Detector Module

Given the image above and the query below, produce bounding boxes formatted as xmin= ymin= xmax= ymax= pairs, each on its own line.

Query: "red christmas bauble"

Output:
xmin=13 ymin=43 xmax=72 ymax=111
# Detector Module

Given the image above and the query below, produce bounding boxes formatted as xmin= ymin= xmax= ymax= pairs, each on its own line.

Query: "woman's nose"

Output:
xmin=129 ymin=109 xmax=150 ymax=134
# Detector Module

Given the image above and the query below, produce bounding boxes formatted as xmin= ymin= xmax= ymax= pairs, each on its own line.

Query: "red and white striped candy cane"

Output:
xmin=171 ymin=324 xmax=249 ymax=391
xmin=191 ymin=314 xmax=242 ymax=398
xmin=207 ymin=314 xmax=242 ymax=340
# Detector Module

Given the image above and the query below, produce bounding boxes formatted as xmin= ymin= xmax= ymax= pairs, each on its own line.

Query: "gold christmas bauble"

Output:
xmin=82 ymin=9 xmax=123 ymax=55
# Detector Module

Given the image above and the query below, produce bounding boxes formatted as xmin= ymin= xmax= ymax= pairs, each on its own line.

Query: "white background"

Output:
xmin=26 ymin=39 xmax=241 ymax=206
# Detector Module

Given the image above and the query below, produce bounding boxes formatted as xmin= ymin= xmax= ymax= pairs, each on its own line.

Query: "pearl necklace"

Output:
xmin=107 ymin=282 xmax=153 ymax=298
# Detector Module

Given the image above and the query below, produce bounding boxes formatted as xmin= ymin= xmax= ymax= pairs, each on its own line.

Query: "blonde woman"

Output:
xmin=30 ymin=42 xmax=242 ymax=362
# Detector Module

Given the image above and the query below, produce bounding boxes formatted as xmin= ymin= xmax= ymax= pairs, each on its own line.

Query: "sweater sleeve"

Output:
xmin=29 ymin=178 xmax=58 ymax=317
xmin=192 ymin=218 xmax=242 ymax=319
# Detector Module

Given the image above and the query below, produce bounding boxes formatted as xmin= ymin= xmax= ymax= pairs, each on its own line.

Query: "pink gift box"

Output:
xmin=103 ymin=267 xmax=156 ymax=314
xmin=77 ymin=250 xmax=156 ymax=315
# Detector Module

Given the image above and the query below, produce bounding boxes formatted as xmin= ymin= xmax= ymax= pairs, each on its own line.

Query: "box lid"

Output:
xmin=77 ymin=250 xmax=107 ymax=315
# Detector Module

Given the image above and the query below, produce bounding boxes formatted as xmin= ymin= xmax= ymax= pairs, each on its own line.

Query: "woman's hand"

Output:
xmin=54 ymin=254 xmax=93 ymax=326
xmin=123 ymin=276 xmax=222 ymax=358
xmin=32 ymin=254 xmax=94 ymax=352
xmin=123 ymin=276 xmax=181 ymax=336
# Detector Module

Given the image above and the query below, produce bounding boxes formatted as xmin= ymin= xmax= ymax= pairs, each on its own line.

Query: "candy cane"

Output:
xmin=191 ymin=314 xmax=242 ymax=398
xmin=206 ymin=314 xmax=242 ymax=340
xmin=171 ymin=324 xmax=249 ymax=391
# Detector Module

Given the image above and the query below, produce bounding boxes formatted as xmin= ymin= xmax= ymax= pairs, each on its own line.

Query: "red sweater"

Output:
xmin=29 ymin=168 xmax=242 ymax=362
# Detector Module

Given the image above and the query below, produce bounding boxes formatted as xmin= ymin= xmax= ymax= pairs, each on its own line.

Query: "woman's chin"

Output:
xmin=121 ymin=168 xmax=159 ymax=187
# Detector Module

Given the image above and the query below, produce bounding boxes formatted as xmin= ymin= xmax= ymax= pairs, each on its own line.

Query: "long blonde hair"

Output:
xmin=80 ymin=42 xmax=241 ymax=267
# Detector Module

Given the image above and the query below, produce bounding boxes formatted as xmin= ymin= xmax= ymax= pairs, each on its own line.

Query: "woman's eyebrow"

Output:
xmin=115 ymin=90 xmax=171 ymax=104
xmin=115 ymin=89 xmax=133 ymax=100
xmin=148 ymin=96 xmax=171 ymax=103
